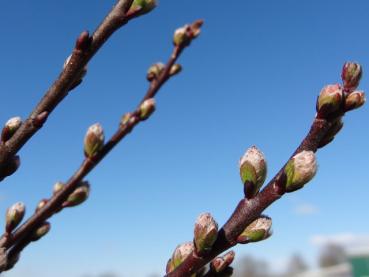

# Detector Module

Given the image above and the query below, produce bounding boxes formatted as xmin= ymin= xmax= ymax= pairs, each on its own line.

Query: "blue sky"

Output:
xmin=0 ymin=1 xmax=368 ymax=276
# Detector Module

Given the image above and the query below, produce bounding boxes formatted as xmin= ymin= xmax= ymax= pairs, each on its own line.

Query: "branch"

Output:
xmin=0 ymin=20 xmax=204 ymax=270
xmin=0 ymin=0 xmax=147 ymax=181
xmin=165 ymin=63 xmax=365 ymax=276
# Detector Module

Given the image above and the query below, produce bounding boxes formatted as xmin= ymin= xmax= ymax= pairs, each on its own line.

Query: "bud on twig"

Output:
xmin=31 ymin=222 xmax=50 ymax=242
xmin=1 ymin=155 xmax=21 ymax=179
xmin=173 ymin=20 xmax=203 ymax=47
xmin=5 ymin=202 xmax=26 ymax=233
xmin=84 ymin=123 xmax=104 ymax=158
xmin=147 ymin=63 xmax=165 ymax=81
xmin=129 ymin=0 xmax=157 ymax=15
xmin=169 ymin=64 xmax=182 ymax=77
xmin=1 ymin=117 xmax=22 ymax=143
xmin=341 ymin=62 xmax=362 ymax=92
xmin=344 ymin=91 xmax=366 ymax=112
xmin=139 ymin=98 xmax=156 ymax=120
xmin=35 ymin=199 xmax=48 ymax=213
xmin=239 ymin=146 xmax=267 ymax=198
xmin=170 ymin=242 xmax=194 ymax=270
xmin=318 ymin=117 xmax=344 ymax=148
xmin=211 ymin=251 xmax=235 ymax=273
xmin=75 ymin=31 xmax=92 ymax=51
xmin=194 ymin=213 xmax=218 ymax=255
xmin=316 ymin=84 xmax=343 ymax=118
xmin=62 ymin=181 xmax=90 ymax=208
xmin=237 ymin=215 xmax=272 ymax=244
xmin=284 ymin=151 xmax=317 ymax=192
xmin=53 ymin=182 xmax=65 ymax=195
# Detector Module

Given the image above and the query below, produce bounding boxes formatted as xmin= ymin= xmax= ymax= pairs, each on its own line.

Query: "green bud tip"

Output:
xmin=317 ymin=84 xmax=343 ymax=117
xmin=31 ymin=222 xmax=51 ymax=241
xmin=147 ymin=63 xmax=165 ymax=81
xmin=194 ymin=212 xmax=218 ymax=254
xmin=211 ymin=251 xmax=235 ymax=273
xmin=129 ymin=0 xmax=157 ymax=15
xmin=53 ymin=182 xmax=65 ymax=195
xmin=169 ymin=64 xmax=182 ymax=76
xmin=341 ymin=62 xmax=362 ymax=92
xmin=84 ymin=123 xmax=105 ymax=158
xmin=237 ymin=215 xmax=272 ymax=244
xmin=170 ymin=242 xmax=194 ymax=270
xmin=35 ymin=199 xmax=48 ymax=213
xmin=284 ymin=150 xmax=317 ymax=192
xmin=345 ymin=91 xmax=366 ymax=112
xmin=1 ymin=117 xmax=22 ymax=142
xmin=173 ymin=20 xmax=203 ymax=47
xmin=139 ymin=98 xmax=156 ymax=120
xmin=63 ymin=181 xmax=90 ymax=208
xmin=5 ymin=202 xmax=26 ymax=233
xmin=239 ymin=146 xmax=267 ymax=198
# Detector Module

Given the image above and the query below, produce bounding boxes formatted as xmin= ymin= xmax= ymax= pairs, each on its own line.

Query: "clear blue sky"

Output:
xmin=0 ymin=1 xmax=368 ymax=276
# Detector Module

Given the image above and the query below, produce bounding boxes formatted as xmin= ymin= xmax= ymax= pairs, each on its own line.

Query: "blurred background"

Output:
xmin=0 ymin=0 xmax=368 ymax=276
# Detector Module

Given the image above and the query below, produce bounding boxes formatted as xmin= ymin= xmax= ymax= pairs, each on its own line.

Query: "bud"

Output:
xmin=1 ymin=117 xmax=22 ymax=142
xmin=75 ymin=31 xmax=92 ymax=51
xmin=171 ymin=242 xmax=194 ymax=270
xmin=173 ymin=25 xmax=190 ymax=47
xmin=147 ymin=63 xmax=165 ymax=81
xmin=194 ymin=213 xmax=218 ymax=255
xmin=169 ymin=64 xmax=182 ymax=76
xmin=35 ymin=199 xmax=48 ymax=213
xmin=139 ymin=98 xmax=156 ymax=120
xmin=62 ymin=181 xmax=90 ymax=208
xmin=239 ymin=146 xmax=267 ymax=198
xmin=284 ymin=151 xmax=317 ymax=192
xmin=1 ymin=155 xmax=20 ymax=179
xmin=344 ymin=91 xmax=366 ymax=112
xmin=31 ymin=222 xmax=50 ymax=241
xmin=341 ymin=62 xmax=362 ymax=92
xmin=316 ymin=84 xmax=343 ymax=117
xmin=319 ymin=117 xmax=344 ymax=148
xmin=53 ymin=182 xmax=65 ymax=195
xmin=237 ymin=215 xmax=272 ymax=244
xmin=211 ymin=251 xmax=235 ymax=273
xmin=5 ymin=202 xmax=26 ymax=233
xmin=84 ymin=123 xmax=104 ymax=158
xmin=129 ymin=0 xmax=157 ymax=15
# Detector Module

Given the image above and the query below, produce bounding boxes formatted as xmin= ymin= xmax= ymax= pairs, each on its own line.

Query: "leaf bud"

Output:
xmin=237 ymin=215 xmax=272 ymax=244
xmin=146 ymin=63 xmax=165 ymax=81
xmin=1 ymin=117 xmax=22 ymax=143
xmin=5 ymin=202 xmax=26 ymax=233
xmin=170 ymin=242 xmax=194 ymax=270
xmin=239 ymin=146 xmax=267 ymax=198
xmin=341 ymin=62 xmax=362 ymax=92
xmin=62 ymin=181 xmax=90 ymax=208
xmin=31 ymin=222 xmax=50 ymax=242
xmin=344 ymin=91 xmax=366 ymax=112
xmin=316 ymin=84 xmax=344 ymax=117
xmin=211 ymin=251 xmax=235 ymax=273
xmin=194 ymin=213 xmax=218 ymax=255
xmin=84 ymin=123 xmax=104 ymax=158
xmin=169 ymin=64 xmax=182 ymax=76
xmin=284 ymin=151 xmax=317 ymax=192
xmin=53 ymin=182 xmax=65 ymax=195
xmin=139 ymin=98 xmax=156 ymax=120
xmin=129 ymin=0 xmax=157 ymax=15
xmin=35 ymin=199 xmax=48 ymax=213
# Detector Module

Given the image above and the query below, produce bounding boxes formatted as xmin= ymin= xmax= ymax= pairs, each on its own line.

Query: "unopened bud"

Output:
xmin=319 ymin=118 xmax=344 ymax=148
xmin=284 ymin=151 xmax=317 ymax=192
xmin=171 ymin=242 xmax=194 ymax=270
xmin=237 ymin=215 xmax=272 ymax=244
xmin=75 ymin=31 xmax=92 ymax=51
xmin=35 ymin=199 xmax=48 ymax=213
xmin=139 ymin=98 xmax=156 ymax=120
xmin=194 ymin=213 xmax=218 ymax=255
xmin=211 ymin=251 xmax=235 ymax=273
xmin=173 ymin=25 xmax=190 ymax=47
xmin=239 ymin=146 xmax=267 ymax=198
xmin=147 ymin=63 xmax=164 ymax=81
xmin=341 ymin=62 xmax=362 ymax=92
xmin=169 ymin=64 xmax=182 ymax=76
xmin=317 ymin=84 xmax=343 ymax=117
xmin=62 ymin=181 xmax=90 ymax=208
xmin=129 ymin=0 xmax=157 ymax=15
xmin=1 ymin=117 xmax=22 ymax=142
xmin=53 ymin=182 xmax=65 ymax=195
xmin=31 ymin=222 xmax=50 ymax=241
xmin=5 ymin=202 xmax=25 ymax=233
xmin=84 ymin=123 xmax=104 ymax=158
xmin=345 ymin=91 xmax=366 ymax=111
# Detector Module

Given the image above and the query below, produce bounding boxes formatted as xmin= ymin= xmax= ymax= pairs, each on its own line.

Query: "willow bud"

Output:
xmin=284 ymin=151 xmax=317 ymax=192
xmin=139 ymin=98 xmax=156 ymax=120
xmin=31 ymin=222 xmax=50 ymax=241
xmin=147 ymin=63 xmax=165 ymax=81
xmin=1 ymin=117 xmax=22 ymax=143
xmin=211 ymin=251 xmax=235 ymax=273
xmin=5 ymin=202 xmax=25 ymax=233
xmin=173 ymin=25 xmax=190 ymax=47
xmin=169 ymin=64 xmax=182 ymax=76
xmin=345 ymin=91 xmax=366 ymax=111
xmin=35 ymin=199 xmax=48 ymax=213
xmin=129 ymin=0 xmax=157 ymax=15
xmin=341 ymin=62 xmax=362 ymax=92
xmin=84 ymin=123 xmax=104 ymax=158
xmin=239 ymin=146 xmax=267 ymax=198
xmin=194 ymin=213 xmax=218 ymax=255
xmin=62 ymin=181 xmax=90 ymax=208
xmin=53 ymin=182 xmax=65 ymax=195
xmin=317 ymin=84 xmax=343 ymax=117
xmin=237 ymin=215 xmax=272 ymax=244
xmin=171 ymin=242 xmax=194 ymax=270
